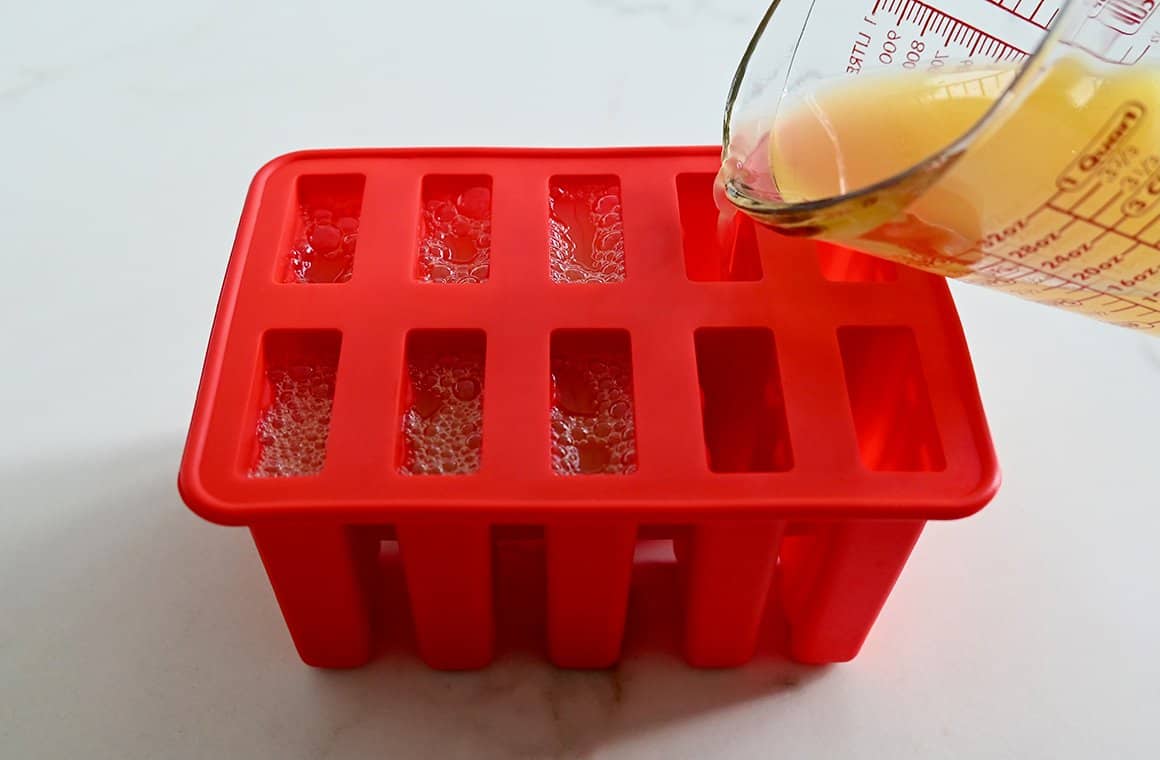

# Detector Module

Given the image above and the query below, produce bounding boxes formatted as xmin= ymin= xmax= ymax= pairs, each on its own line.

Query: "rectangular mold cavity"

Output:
xmin=817 ymin=242 xmax=897 ymax=282
xmin=417 ymin=176 xmax=493 ymax=284
xmin=250 ymin=330 xmax=342 ymax=478
xmin=286 ymin=174 xmax=366 ymax=284
xmin=694 ymin=328 xmax=793 ymax=473
xmin=837 ymin=327 xmax=945 ymax=472
xmin=677 ymin=173 xmax=762 ymax=282
xmin=549 ymin=176 xmax=626 ymax=283
xmin=550 ymin=330 xmax=637 ymax=475
xmin=399 ymin=330 xmax=486 ymax=475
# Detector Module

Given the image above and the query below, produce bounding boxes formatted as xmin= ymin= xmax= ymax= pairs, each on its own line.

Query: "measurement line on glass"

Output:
xmin=961 ymin=190 xmax=1160 ymax=325
xmin=870 ymin=0 xmax=1069 ymax=60
xmin=985 ymin=0 xmax=1058 ymax=30
xmin=973 ymin=259 xmax=1160 ymax=324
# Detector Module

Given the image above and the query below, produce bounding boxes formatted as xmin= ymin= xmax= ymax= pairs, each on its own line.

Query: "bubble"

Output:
xmin=456 ymin=187 xmax=491 ymax=220
xmin=432 ymin=202 xmax=457 ymax=223
xmin=596 ymin=231 xmax=623 ymax=253
xmin=594 ymin=195 xmax=619 ymax=214
xmin=451 ymin=377 xmax=479 ymax=401
xmin=451 ymin=217 xmax=474 ymax=238
xmin=309 ymin=224 xmax=343 ymax=254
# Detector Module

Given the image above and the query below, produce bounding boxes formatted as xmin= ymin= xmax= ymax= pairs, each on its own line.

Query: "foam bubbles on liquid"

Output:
xmin=549 ymin=182 xmax=626 ymax=284
xmin=551 ymin=351 xmax=637 ymax=475
xmin=401 ymin=350 xmax=485 ymax=474
xmin=418 ymin=186 xmax=492 ymax=283
xmin=251 ymin=362 xmax=337 ymax=477
xmin=288 ymin=203 xmax=359 ymax=284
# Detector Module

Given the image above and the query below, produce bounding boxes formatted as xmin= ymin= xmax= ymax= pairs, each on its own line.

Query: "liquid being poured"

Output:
xmin=549 ymin=181 xmax=627 ymax=283
xmin=401 ymin=349 xmax=485 ymax=475
xmin=551 ymin=351 xmax=638 ymax=475
xmin=747 ymin=55 xmax=1160 ymax=332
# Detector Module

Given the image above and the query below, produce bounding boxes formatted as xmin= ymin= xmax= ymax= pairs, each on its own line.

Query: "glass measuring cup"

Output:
xmin=719 ymin=0 xmax=1160 ymax=334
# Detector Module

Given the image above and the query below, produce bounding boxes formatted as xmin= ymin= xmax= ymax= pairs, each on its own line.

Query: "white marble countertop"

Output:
xmin=3 ymin=1 xmax=1159 ymax=758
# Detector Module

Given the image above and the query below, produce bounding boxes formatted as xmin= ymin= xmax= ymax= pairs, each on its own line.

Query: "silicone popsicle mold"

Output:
xmin=178 ymin=147 xmax=1000 ymax=670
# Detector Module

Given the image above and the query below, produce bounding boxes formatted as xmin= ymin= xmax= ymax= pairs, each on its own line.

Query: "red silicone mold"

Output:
xmin=178 ymin=146 xmax=999 ymax=670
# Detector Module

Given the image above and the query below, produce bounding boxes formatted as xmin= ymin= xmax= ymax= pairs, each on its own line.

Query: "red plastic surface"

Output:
xmin=179 ymin=147 xmax=999 ymax=670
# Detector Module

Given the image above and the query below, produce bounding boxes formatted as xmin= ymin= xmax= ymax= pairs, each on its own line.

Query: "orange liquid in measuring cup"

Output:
xmin=765 ymin=56 xmax=1160 ymax=333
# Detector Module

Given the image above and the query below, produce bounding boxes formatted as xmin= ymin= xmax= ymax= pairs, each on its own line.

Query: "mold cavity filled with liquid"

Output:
xmin=251 ymin=330 xmax=342 ymax=478
xmin=287 ymin=174 xmax=365 ymax=284
xmin=550 ymin=330 xmax=638 ymax=475
xmin=417 ymin=176 xmax=492 ymax=283
xmin=400 ymin=330 xmax=486 ymax=475
xmin=549 ymin=177 xmax=626 ymax=283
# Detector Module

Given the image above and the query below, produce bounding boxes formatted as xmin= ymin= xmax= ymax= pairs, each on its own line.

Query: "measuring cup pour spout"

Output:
xmin=720 ymin=0 xmax=1160 ymax=334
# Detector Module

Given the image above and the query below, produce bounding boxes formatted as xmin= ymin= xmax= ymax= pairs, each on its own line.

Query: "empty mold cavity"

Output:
xmin=286 ymin=174 xmax=366 ymax=284
xmin=550 ymin=330 xmax=638 ymax=475
xmin=417 ymin=176 xmax=493 ymax=284
xmin=250 ymin=330 xmax=342 ymax=478
xmin=399 ymin=330 xmax=486 ymax=475
xmin=549 ymin=176 xmax=626 ymax=283
xmin=694 ymin=328 xmax=793 ymax=473
xmin=837 ymin=327 xmax=945 ymax=471
xmin=817 ymin=241 xmax=896 ymax=282
xmin=677 ymin=173 xmax=762 ymax=282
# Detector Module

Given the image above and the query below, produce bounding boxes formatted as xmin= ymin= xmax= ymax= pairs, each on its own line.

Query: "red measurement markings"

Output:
xmin=875 ymin=0 xmax=1030 ymax=57
xmin=987 ymin=0 xmax=1054 ymax=29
